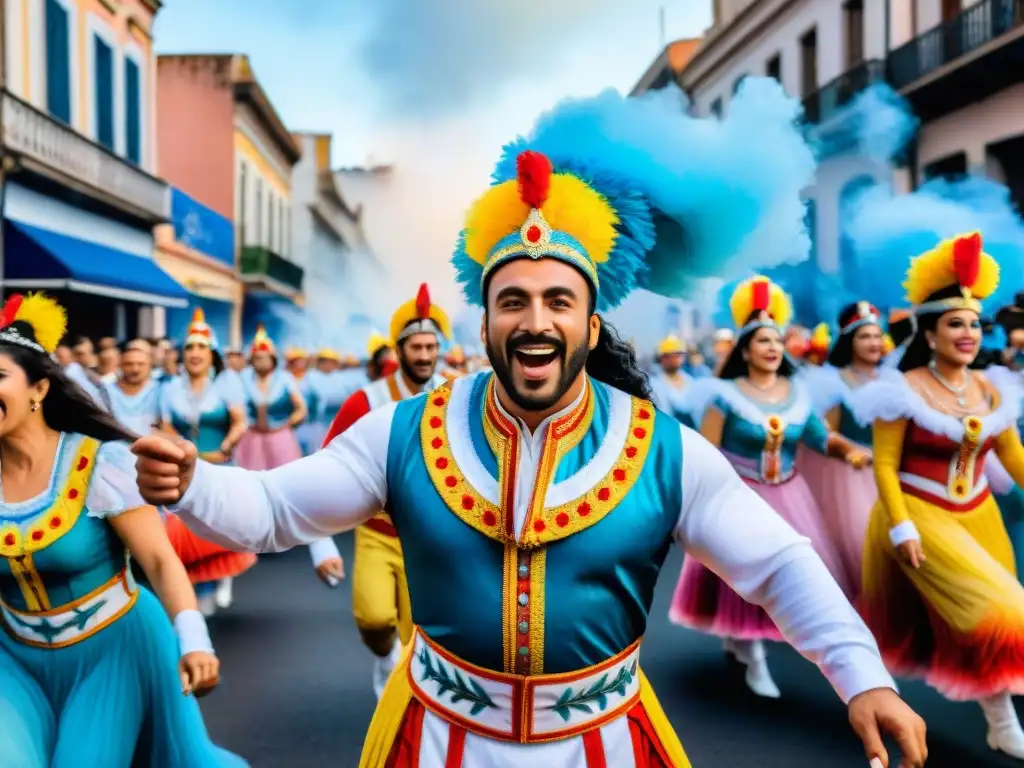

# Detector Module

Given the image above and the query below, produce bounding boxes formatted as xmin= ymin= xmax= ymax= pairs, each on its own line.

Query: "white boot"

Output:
xmin=215 ymin=577 xmax=234 ymax=610
xmin=372 ymin=636 xmax=403 ymax=700
xmin=197 ymin=593 xmax=217 ymax=617
xmin=726 ymin=638 xmax=781 ymax=699
xmin=981 ymin=693 xmax=1024 ymax=759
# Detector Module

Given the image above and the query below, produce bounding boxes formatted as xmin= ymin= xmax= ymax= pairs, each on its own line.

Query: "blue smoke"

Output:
xmin=811 ymin=83 xmax=919 ymax=163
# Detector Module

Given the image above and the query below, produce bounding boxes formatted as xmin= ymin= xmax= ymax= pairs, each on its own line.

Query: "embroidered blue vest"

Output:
xmin=385 ymin=372 xmax=682 ymax=675
xmin=0 ymin=434 xmax=124 ymax=612
xmin=243 ymin=370 xmax=293 ymax=429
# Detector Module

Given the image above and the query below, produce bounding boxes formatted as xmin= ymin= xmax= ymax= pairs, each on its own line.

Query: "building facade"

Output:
xmin=156 ymin=53 xmax=301 ymax=348
xmin=2 ymin=0 xmax=187 ymax=341
xmin=290 ymin=133 xmax=384 ymax=351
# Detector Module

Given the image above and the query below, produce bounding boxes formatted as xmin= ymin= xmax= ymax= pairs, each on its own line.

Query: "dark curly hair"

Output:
xmin=585 ymin=318 xmax=652 ymax=400
xmin=0 ymin=335 xmax=136 ymax=443
xmin=718 ymin=315 xmax=797 ymax=380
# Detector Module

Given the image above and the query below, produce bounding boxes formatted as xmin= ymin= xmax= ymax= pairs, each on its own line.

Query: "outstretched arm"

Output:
xmin=673 ymin=425 xmax=895 ymax=704
xmin=160 ymin=401 xmax=397 ymax=553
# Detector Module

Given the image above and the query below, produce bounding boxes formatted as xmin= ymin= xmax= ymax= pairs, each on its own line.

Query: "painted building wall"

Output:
xmin=155 ymin=56 xmax=236 ymax=219
xmin=234 ymin=109 xmax=294 ymax=260
xmin=5 ymin=0 xmax=160 ymax=173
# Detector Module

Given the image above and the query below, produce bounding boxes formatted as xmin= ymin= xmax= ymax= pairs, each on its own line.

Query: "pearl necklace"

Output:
xmin=928 ymin=360 xmax=969 ymax=407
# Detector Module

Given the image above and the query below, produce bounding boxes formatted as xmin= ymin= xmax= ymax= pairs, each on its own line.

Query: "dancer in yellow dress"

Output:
xmin=853 ymin=231 xmax=1024 ymax=760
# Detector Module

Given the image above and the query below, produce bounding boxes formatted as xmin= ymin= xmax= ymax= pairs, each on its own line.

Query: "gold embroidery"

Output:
xmin=950 ymin=415 xmax=984 ymax=500
xmin=502 ymin=543 xmax=519 ymax=673
xmin=9 ymin=553 xmax=49 ymax=610
xmin=528 ymin=548 xmax=546 ymax=675
xmin=762 ymin=414 xmax=786 ymax=483
xmin=0 ymin=438 xmax=100 ymax=558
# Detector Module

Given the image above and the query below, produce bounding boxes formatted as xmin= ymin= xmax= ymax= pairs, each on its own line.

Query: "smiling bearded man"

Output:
xmin=131 ymin=83 xmax=927 ymax=768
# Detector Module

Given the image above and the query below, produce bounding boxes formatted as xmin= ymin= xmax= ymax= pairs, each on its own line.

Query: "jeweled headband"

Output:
xmin=841 ymin=301 xmax=882 ymax=335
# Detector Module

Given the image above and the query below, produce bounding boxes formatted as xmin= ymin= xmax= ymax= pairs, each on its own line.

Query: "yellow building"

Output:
xmin=1 ymin=0 xmax=187 ymax=341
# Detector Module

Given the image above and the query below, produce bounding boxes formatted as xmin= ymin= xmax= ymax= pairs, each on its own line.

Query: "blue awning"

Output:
xmin=4 ymin=222 xmax=190 ymax=308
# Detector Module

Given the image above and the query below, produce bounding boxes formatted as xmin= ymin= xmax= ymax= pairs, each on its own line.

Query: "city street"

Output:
xmin=201 ymin=538 xmax=1017 ymax=768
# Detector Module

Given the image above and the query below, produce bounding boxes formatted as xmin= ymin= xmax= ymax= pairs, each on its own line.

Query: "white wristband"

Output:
xmin=889 ymin=520 xmax=920 ymax=548
xmin=309 ymin=537 xmax=341 ymax=567
xmin=174 ymin=609 xmax=215 ymax=657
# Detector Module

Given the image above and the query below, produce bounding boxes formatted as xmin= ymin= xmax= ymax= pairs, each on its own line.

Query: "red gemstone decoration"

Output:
xmin=613 ymin=468 xmax=626 ymax=482
xmin=445 ymin=475 xmax=457 ymax=488
xmin=598 ymin=487 xmax=611 ymax=501
xmin=31 ymin=530 xmax=43 ymax=541
xmin=639 ymin=408 xmax=651 ymax=420
xmin=625 ymin=446 xmax=638 ymax=459
xmin=431 ymin=437 xmax=443 ymax=449
xmin=50 ymin=516 xmax=61 ymax=529
xmin=3 ymin=533 xmax=14 ymax=546
xmin=461 ymin=495 xmax=475 ymax=511
xmin=68 ymin=488 xmax=79 ymax=500
xmin=482 ymin=510 xmax=497 ymax=526
xmin=533 ymin=519 xmax=546 ymax=533
xmin=577 ymin=502 xmax=591 ymax=517
xmin=556 ymin=512 xmax=569 ymax=528
xmin=633 ymin=427 xmax=647 ymax=440
xmin=77 ymin=456 xmax=89 ymax=471
xmin=435 ymin=457 xmax=449 ymax=470
xmin=526 ymin=225 xmax=542 ymax=243
xmin=433 ymin=396 xmax=445 ymax=406
xmin=429 ymin=417 xmax=442 ymax=429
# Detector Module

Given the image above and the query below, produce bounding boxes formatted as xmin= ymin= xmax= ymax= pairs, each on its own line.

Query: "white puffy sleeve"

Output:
xmin=86 ymin=441 xmax=150 ymax=519
xmin=673 ymin=424 xmax=896 ymax=704
xmin=171 ymin=401 xmax=396 ymax=552
xmin=214 ymin=370 xmax=246 ymax=409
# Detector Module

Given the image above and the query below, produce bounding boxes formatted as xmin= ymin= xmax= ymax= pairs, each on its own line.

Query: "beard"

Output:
xmin=399 ymin=355 xmax=433 ymax=386
xmin=486 ymin=331 xmax=589 ymax=412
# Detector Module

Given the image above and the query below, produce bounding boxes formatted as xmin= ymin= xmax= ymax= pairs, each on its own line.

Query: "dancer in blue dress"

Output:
xmin=647 ymin=333 xmax=694 ymax=428
xmin=0 ymin=293 xmax=245 ymax=767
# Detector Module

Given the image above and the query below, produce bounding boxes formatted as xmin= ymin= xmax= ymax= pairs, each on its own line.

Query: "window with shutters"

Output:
xmin=94 ymin=35 xmax=115 ymax=150
xmin=45 ymin=0 xmax=72 ymax=123
xmin=125 ymin=56 xmax=142 ymax=164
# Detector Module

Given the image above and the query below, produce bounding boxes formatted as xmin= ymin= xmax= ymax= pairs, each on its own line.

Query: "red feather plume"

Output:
xmin=516 ymin=151 xmax=552 ymax=209
xmin=415 ymin=283 xmax=431 ymax=320
xmin=750 ymin=280 xmax=770 ymax=313
xmin=0 ymin=294 xmax=23 ymax=328
xmin=953 ymin=232 xmax=982 ymax=288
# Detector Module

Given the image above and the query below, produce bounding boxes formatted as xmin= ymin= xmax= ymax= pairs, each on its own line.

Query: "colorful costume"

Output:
xmin=105 ymin=377 xmax=161 ymax=436
xmin=310 ymin=285 xmax=451 ymax=698
xmin=0 ymin=295 xmax=243 ymax=768
xmin=852 ymin=232 xmax=1024 ymax=758
xmin=647 ymin=334 xmax=694 ymax=428
xmin=234 ymin=327 xmax=304 ymax=471
xmin=167 ymin=85 xmax=895 ymax=767
xmin=160 ymin=310 xmax=256 ymax=613
xmin=670 ymin=277 xmax=857 ymax=699
xmin=798 ymin=302 xmax=900 ymax=593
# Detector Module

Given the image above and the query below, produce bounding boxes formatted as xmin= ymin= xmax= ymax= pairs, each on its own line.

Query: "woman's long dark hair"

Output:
xmin=718 ymin=315 xmax=797 ymax=380
xmin=898 ymin=284 xmax=975 ymax=372
xmin=1 ymin=341 xmax=137 ymax=443
xmin=586 ymin=318 xmax=651 ymax=400
xmin=827 ymin=303 xmax=879 ymax=368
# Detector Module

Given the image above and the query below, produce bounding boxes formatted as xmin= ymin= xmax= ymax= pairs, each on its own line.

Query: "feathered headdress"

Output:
xmin=389 ymin=283 xmax=452 ymax=345
xmin=184 ymin=308 xmax=215 ymax=349
xmin=366 ymin=332 xmax=391 ymax=358
xmin=0 ymin=293 xmax=67 ymax=356
xmin=248 ymin=324 xmax=275 ymax=357
xmin=882 ymin=333 xmax=895 ymax=355
xmin=453 ymin=82 xmax=816 ymax=310
xmin=445 ymin=344 xmax=466 ymax=366
xmin=728 ymin=276 xmax=793 ymax=336
xmin=840 ymin=300 xmax=882 ymax=336
xmin=806 ymin=322 xmax=831 ymax=362
xmin=657 ymin=333 xmax=685 ymax=356
xmin=903 ymin=231 xmax=999 ymax=315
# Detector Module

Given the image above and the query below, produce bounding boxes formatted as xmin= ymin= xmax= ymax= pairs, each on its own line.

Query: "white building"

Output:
xmin=634 ymin=0 xmax=1024 ymax=324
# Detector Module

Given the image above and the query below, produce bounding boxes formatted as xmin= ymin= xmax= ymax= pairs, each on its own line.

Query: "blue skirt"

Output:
xmin=0 ymin=587 xmax=248 ymax=768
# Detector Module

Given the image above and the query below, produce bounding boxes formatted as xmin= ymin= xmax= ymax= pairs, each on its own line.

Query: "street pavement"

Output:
xmin=199 ymin=537 xmax=1015 ymax=767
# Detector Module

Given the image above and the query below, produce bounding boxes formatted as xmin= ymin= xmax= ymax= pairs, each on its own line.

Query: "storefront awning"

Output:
xmin=4 ymin=222 xmax=190 ymax=308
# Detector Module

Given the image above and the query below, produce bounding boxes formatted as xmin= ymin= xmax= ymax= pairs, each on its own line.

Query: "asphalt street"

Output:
xmin=199 ymin=537 xmax=1016 ymax=767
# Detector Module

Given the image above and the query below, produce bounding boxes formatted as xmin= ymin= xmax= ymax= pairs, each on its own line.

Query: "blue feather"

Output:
xmin=456 ymin=80 xmax=817 ymax=309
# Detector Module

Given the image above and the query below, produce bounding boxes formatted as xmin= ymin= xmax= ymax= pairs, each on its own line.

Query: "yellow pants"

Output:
xmin=352 ymin=525 xmax=413 ymax=655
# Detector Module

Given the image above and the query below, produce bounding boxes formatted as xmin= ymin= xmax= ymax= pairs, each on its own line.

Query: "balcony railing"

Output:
xmin=888 ymin=0 xmax=1024 ymax=90
xmin=803 ymin=59 xmax=886 ymax=123
xmin=0 ymin=90 xmax=169 ymax=222
xmin=240 ymin=245 xmax=304 ymax=294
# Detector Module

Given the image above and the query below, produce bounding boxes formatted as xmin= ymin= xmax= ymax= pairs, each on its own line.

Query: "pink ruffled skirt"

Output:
xmin=234 ymin=427 xmax=303 ymax=470
xmin=669 ymin=471 xmax=853 ymax=640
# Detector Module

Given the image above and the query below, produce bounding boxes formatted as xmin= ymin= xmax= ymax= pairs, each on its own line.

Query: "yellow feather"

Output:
xmin=14 ymin=293 xmax=67 ymax=354
xmin=728 ymin=276 xmax=793 ymax=330
xmin=810 ymin=323 xmax=831 ymax=346
xmin=903 ymin=232 xmax=1000 ymax=304
xmin=462 ymin=174 xmax=618 ymax=267
xmin=388 ymin=300 xmax=452 ymax=344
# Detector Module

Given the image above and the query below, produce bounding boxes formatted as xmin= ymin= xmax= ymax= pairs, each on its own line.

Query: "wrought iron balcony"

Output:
xmin=803 ymin=59 xmax=886 ymax=124
xmin=0 ymin=90 xmax=169 ymax=223
xmin=240 ymin=245 xmax=304 ymax=295
xmin=888 ymin=0 xmax=1024 ymax=93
